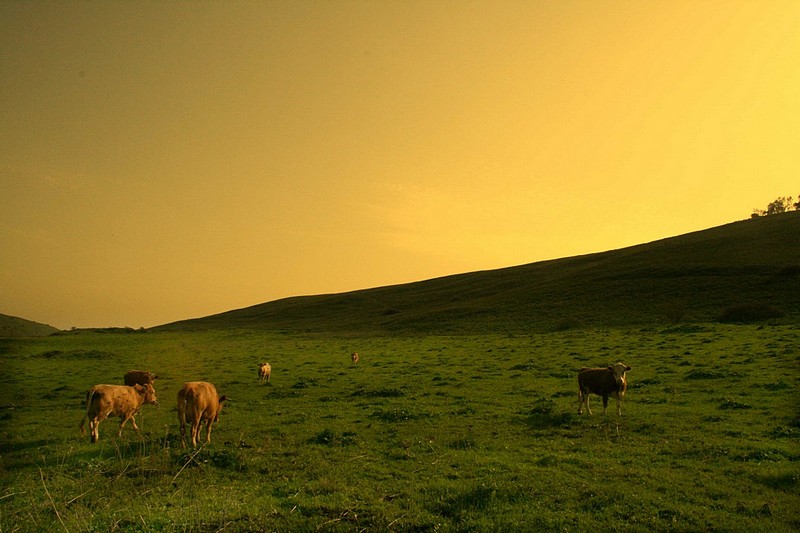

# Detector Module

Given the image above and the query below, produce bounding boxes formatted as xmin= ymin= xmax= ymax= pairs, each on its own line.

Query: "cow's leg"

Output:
xmin=118 ymin=415 xmax=131 ymax=436
xmin=602 ymin=394 xmax=609 ymax=415
xmin=191 ymin=421 xmax=200 ymax=447
xmin=616 ymin=395 xmax=622 ymax=416
xmin=129 ymin=415 xmax=139 ymax=432
xmin=205 ymin=420 xmax=213 ymax=444
xmin=578 ymin=389 xmax=591 ymax=415
xmin=178 ymin=404 xmax=187 ymax=449
xmin=90 ymin=417 xmax=100 ymax=443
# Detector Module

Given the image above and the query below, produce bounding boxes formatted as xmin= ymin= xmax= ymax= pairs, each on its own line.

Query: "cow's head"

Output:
xmin=134 ymin=383 xmax=159 ymax=405
xmin=214 ymin=395 xmax=228 ymax=421
xmin=608 ymin=362 xmax=631 ymax=384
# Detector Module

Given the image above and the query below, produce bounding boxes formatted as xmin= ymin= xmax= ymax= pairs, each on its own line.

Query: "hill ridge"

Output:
xmin=0 ymin=313 xmax=61 ymax=338
xmin=154 ymin=213 xmax=800 ymax=334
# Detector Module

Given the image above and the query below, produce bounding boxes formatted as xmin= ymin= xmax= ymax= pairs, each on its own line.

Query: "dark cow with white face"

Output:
xmin=124 ymin=369 xmax=157 ymax=387
xmin=578 ymin=362 xmax=631 ymax=416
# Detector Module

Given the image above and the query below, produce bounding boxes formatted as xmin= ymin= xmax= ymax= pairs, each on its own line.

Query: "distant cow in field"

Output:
xmin=177 ymin=382 xmax=228 ymax=448
xmin=351 ymin=352 xmax=359 ymax=365
xmin=124 ymin=369 xmax=157 ymax=387
xmin=578 ymin=362 xmax=631 ymax=416
xmin=258 ymin=362 xmax=271 ymax=384
xmin=79 ymin=383 xmax=158 ymax=443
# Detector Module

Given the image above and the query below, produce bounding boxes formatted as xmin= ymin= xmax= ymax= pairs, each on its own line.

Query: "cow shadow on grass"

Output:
xmin=0 ymin=439 xmax=60 ymax=471
xmin=0 ymin=438 xmax=56 ymax=454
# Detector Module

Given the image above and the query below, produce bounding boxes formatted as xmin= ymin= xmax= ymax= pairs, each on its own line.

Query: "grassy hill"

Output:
xmin=155 ymin=212 xmax=800 ymax=334
xmin=0 ymin=313 xmax=60 ymax=338
xmin=4 ymin=216 xmax=799 ymax=530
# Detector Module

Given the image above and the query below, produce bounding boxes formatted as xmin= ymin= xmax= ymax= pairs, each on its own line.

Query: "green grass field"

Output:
xmin=1 ymin=324 xmax=798 ymax=531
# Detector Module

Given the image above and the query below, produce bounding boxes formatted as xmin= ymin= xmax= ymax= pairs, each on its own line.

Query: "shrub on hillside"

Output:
xmin=718 ymin=303 xmax=784 ymax=323
xmin=751 ymin=195 xmax=797 ymax=217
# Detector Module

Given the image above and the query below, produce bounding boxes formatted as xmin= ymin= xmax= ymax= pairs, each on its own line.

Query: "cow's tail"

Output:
xmin=177 ymin=388 xmax=188 ymax=447
xmin=79 ymin=388 xmax=96 ymax=435
xmin=577 ymin=373 xmax=585 ymax=397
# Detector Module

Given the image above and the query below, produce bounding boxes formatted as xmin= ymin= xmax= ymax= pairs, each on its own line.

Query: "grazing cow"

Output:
xmin=123 ymin=369 xmax=157 ymax=387
xmin=258 ymin=362 xmax=271 ymax=384
xmin=79 ymin=383 xmax=158 ymax=443
xmin=578 ymin=362 xmax=631 ymax=416
xmin=177 ymin=382 xmax=228 ymax=448
xmin=351 ymin=352 xmax=359 ymax=365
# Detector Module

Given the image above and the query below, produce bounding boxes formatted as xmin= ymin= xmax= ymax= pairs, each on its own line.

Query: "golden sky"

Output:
xmin=2 ymin=1 xmax=798 ymax=329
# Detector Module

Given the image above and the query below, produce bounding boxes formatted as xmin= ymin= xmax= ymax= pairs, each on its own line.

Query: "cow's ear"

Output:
xmin=626 ymin=366 xmax=632 ymax=371
xmin=133 ymin=384 xmax=143 ymax=391
xmin=219 ymin=395 xmax=228 ymax=403
xmin=607 ymin=366 xmax=614 ymax=371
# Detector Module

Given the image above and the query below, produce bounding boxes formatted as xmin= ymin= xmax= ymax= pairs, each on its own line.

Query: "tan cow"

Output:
xmin=177 ymin=382 xmax=228 ymax=448
xmin=124 ymin=369 xmax=157 ymax=387
xmin=258 ymin=362 xmax=271 ymax=384
xmin=79 ymin=383 xmax=158 ymax=443
xmin=351 ymin=352 xmax=359 ymax=365
xmin=578 ymin=362 xmax=631 ymax=416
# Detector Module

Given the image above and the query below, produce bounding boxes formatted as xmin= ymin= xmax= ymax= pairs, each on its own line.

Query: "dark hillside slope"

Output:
xmin=0 ymin=314 xmax=60 ymax=338
xmin=155 ymin=212 xmax=800 ymax=334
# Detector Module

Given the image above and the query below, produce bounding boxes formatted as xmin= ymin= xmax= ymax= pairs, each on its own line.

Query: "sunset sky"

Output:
xmin=2 ymin=1 xmax=798 ymax=330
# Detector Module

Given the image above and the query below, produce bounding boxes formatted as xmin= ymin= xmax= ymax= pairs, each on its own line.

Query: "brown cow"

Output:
xmin=177 ymin=382 xmax=228 ymax=448
xmin=578 ymin=362 xmax=631 ymax=416
xmin=124 ymin=369 xmax=157 ymax=387
xmin=79 ymin=383 xmax=158 ymax=443
xmin=351 ymin=352 xmax=359 ymax=365
xmin=258 ymin=362 xmax=271 ymax=384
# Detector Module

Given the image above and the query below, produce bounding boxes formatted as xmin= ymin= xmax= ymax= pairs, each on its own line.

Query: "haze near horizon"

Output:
xmin=2 ymin=1 xmax=798 ymax=330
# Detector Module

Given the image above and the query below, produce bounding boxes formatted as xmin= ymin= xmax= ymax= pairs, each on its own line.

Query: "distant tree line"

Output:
xmin=751 ymin=195 xmax=800 ymax=217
